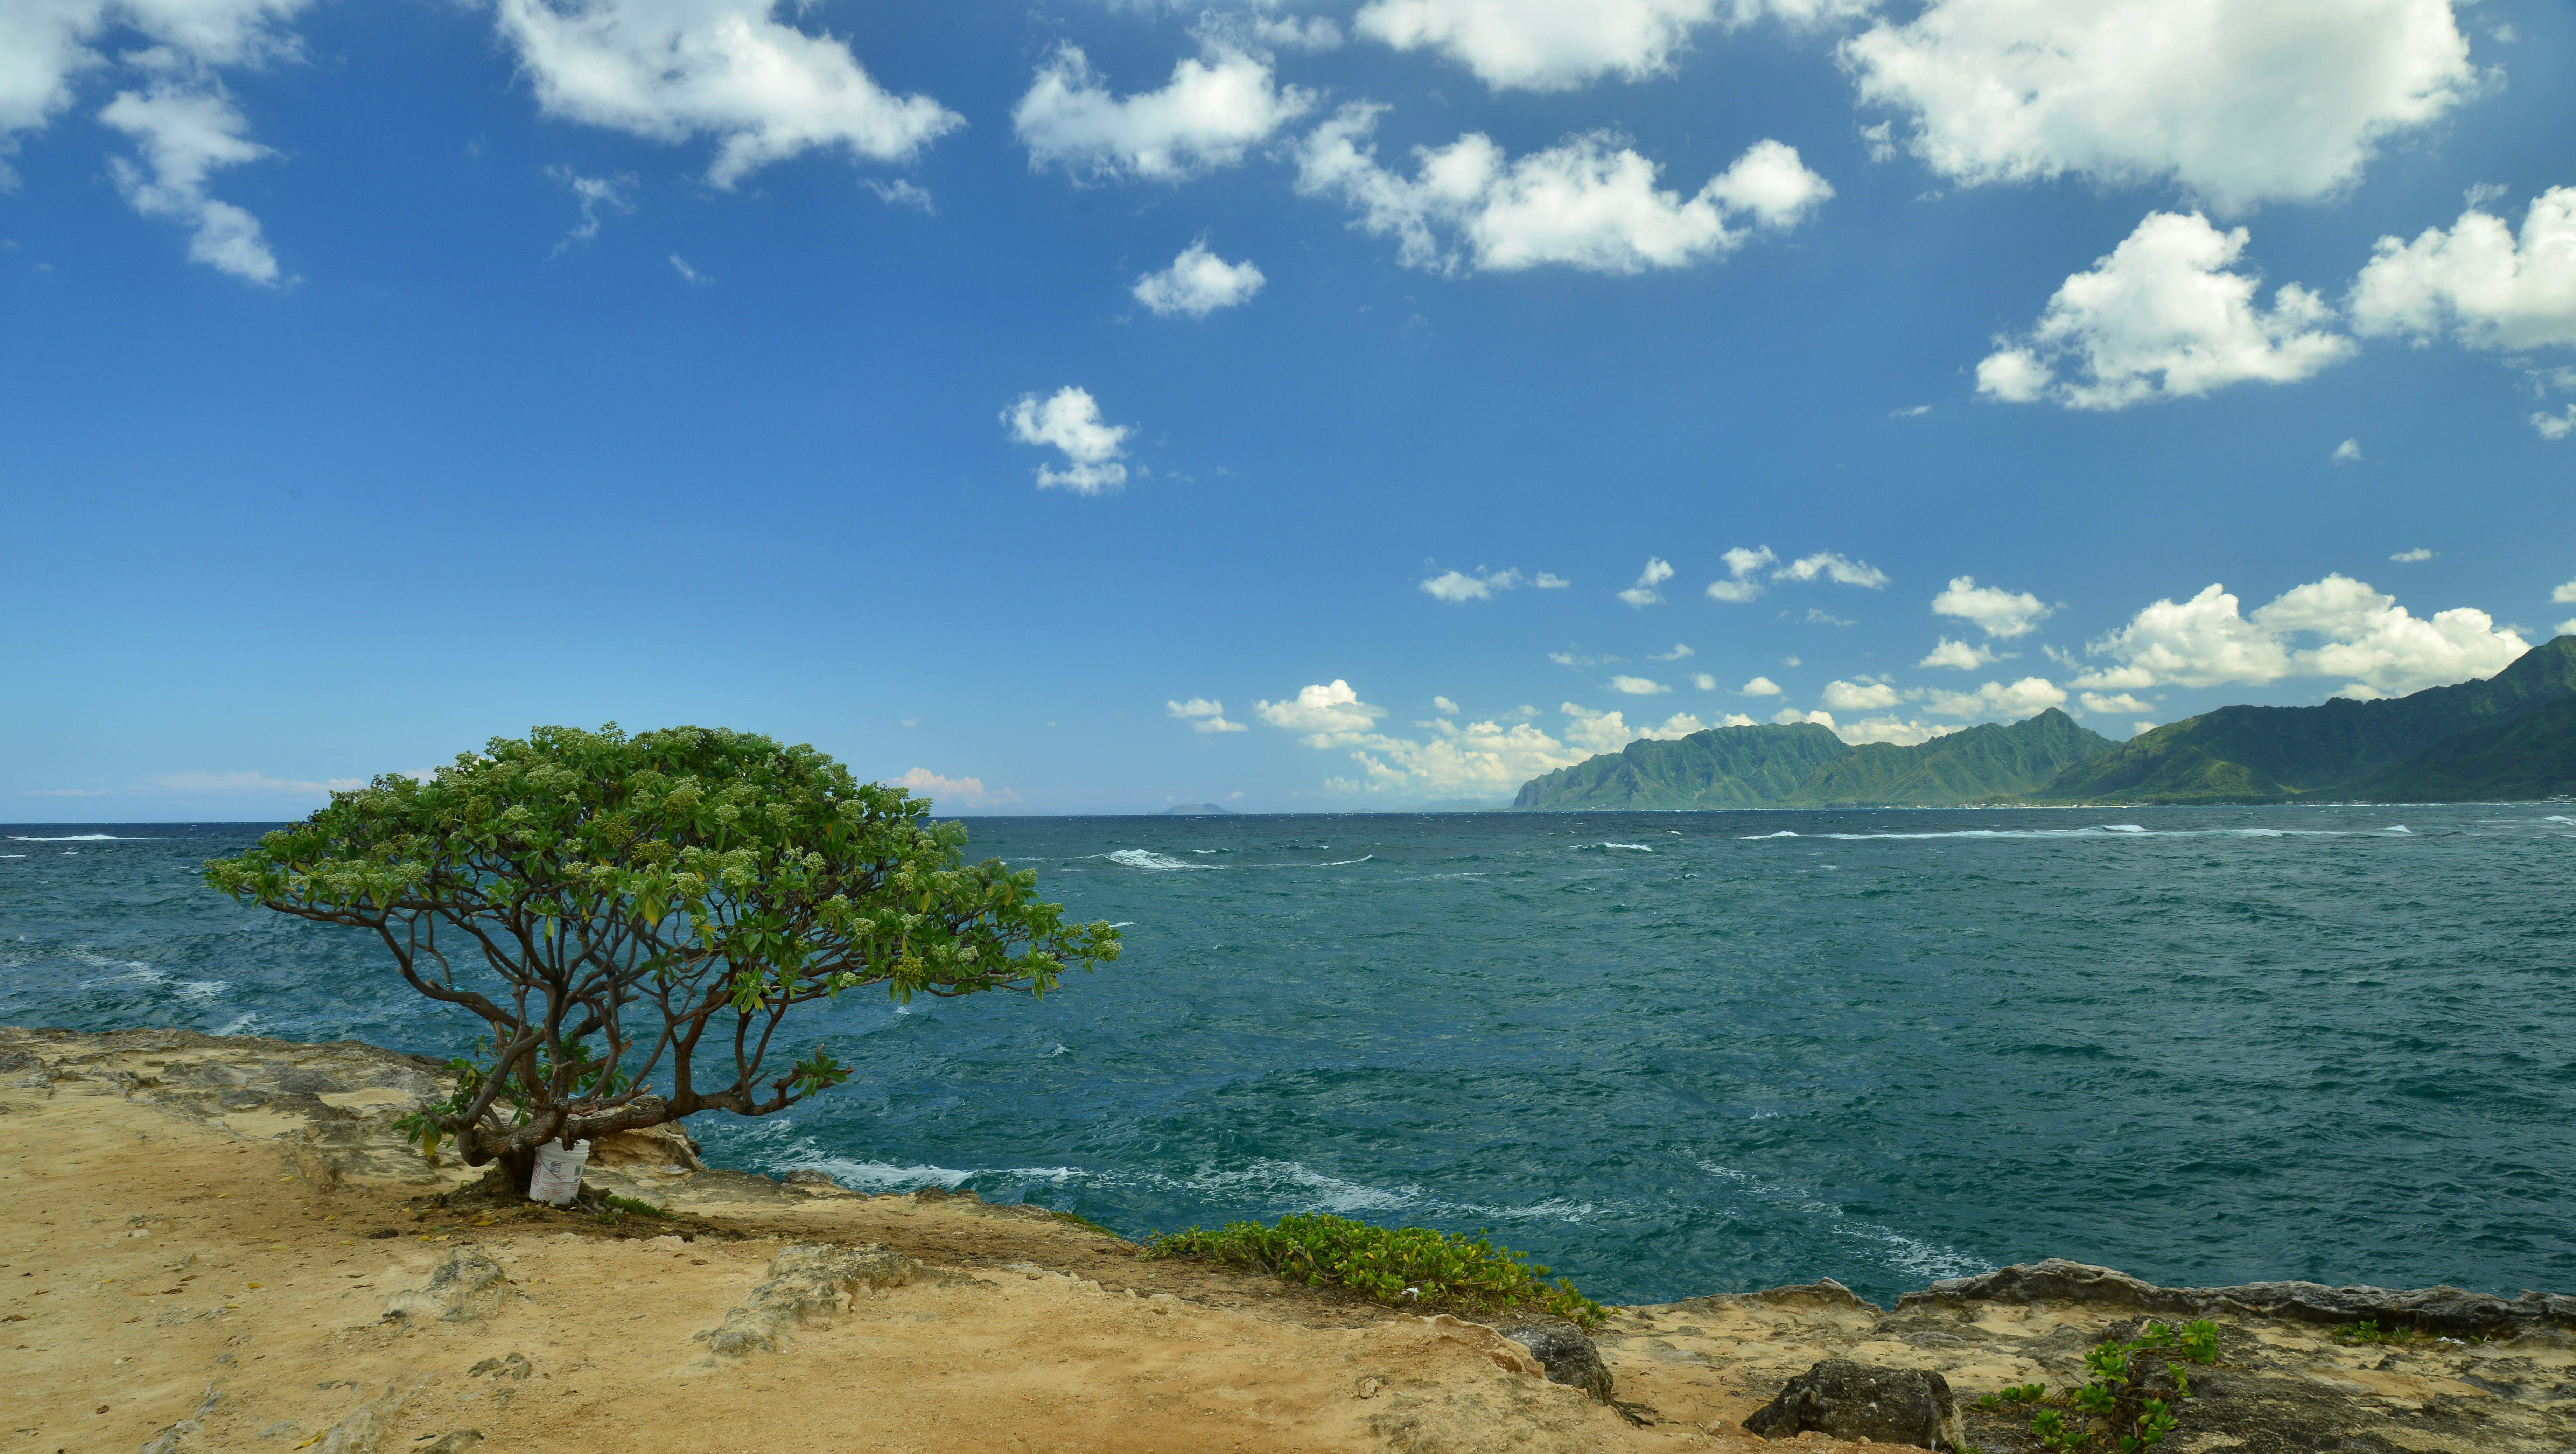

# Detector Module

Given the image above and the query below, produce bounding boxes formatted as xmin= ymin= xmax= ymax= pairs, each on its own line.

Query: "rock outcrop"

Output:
xmin=1740 ymin=1358 xmax=1964 ymax=1447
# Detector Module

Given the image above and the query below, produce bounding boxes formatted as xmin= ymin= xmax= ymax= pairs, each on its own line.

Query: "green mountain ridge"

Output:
xmin=1511 ymin=710 xmax=2112 ymax=810
xmin=2034 ymin=636 xmax=2576 ymax=803
xmin=1507 ymin=638 xmax=2576 ymax=810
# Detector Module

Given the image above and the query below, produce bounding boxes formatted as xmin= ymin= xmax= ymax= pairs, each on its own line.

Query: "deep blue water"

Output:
xmin=5 ymin=807 xmax=2572 ymax=1308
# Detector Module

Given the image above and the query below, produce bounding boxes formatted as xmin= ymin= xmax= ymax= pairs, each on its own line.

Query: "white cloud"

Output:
xmin=888 ymin=767 xmax=1020 ymax=809
xmin=2076 ymin=575 xmax=2530 ymax=696
xmin=1740 ymin=675 xmax=1783 ymax=695
xmin=1931 ymin=574 xmax=2050 ymax=638
xmin=1772 ymin=708 xmax=1835 ymax=727
xmin=1194 ymin=10 xmax=1345 ymax=54
xmin=2389 ymin=547 xmax=2433 ymax=563
xmin=668 ymin=252 xmax=710 ymax=284
xmin=546 ymin=166 xmax=632 ymax=255
xmin=2079 ymin=691 xmax=2152 ymax=715
xmin=1255 ymin=679 xmax=1388 ymax=745
xmin=1924 ymin=676 xmax=2068 ymax=720
xmin=1979 ymin=212 xmax=2355 ymax=410
xmin=2331 ymin=438 xmax=2364 ymax=463
xmin=2553 ymin=581 xmax=2576 ymax=604
xmin=2350 ymin=188 xmax=2576 ymax=351
xmin=1167 ymin=697 xmax=1248 ymax=733
xmin=1352 ymin=0 xmax=1870 ymax=92
xmin=1821 ymin=679 xmax=1902 ymax=711
xmin=1650 ymin=643 xmax=1695 ymax=660
xmin=496 ymin=0 xmax=961 ymax=187
xmin=1775 ymin=551 xmax=1888 ymax=588
xmin=1294 ymin=109 xmax=1829 ymax=275
xmin=1609 ymin=675 xmax=1671 ymax=695
xmin=1918 ymin=637 xmax=1995 ymax=670
xmin=1002 ymin=386 xmax=1133 ymax=495
xmin=97 ymin=80 xmax=284 ymax=284
xmin=1705 ymin=544 xmax=1776 ymax=602
xmin=1533 ymin=572 xmax=1570 ymax=589
xmin=1890 ymin=404 xmax=1932 ymax=418
xmin=1014 ymin=44 xmax=1311 ymax=183
xmin=1432 ymin=696 xmax=1460 ymax=713
xmin=1421 ymin=566 xmax=1537 ymax=601
xmin=1134 ymin=238 xmax=1266 ymax=316
xmin=2535 ymin=406 xmax=2576 ymax=441
xmin=1691 ymin=672 xmax=1718 ymax=690
xmin=1842 ymin=0 xmax=2475 ymax=212
xmin=864 ymin=176 xmax=934 ymax=213
xmin=1837 ymin=717 xmax=1955 ymax=746
xmin=1805 ymin=608 xmax=1856 ymax=627
xmin=1618 ymin=557 xmax=1675 ymax=607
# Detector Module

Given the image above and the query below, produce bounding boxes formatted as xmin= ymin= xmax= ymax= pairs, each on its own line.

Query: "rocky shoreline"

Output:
xmin=5 ymin=1024 xmax=2570 ymax=1453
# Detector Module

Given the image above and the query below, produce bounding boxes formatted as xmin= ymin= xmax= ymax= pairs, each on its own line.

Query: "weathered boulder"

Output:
xmin=1490 ymin=1313 xmax=1614 ymax=1403
xmin=588 ymin=1121 xmax=705 ymax=1173
xmin=382 ymin=1249 xmax=511 ymax=1329
xmin=1741 ymin=1358 xmax=1964 ymax=1448
xmin=693 ymin=1242 xmax=925 ymax=1357
xmin=1902 ymin=1258 xmax=2576 ymax=1338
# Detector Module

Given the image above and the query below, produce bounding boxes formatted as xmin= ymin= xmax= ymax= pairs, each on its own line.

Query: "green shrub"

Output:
xmin=1143 ymin=1213 xmax=1604 ymax=1329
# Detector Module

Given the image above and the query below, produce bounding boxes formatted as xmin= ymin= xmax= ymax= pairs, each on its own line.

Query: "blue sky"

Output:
xmin=5 ymin=0 xmax=2574 ymax=817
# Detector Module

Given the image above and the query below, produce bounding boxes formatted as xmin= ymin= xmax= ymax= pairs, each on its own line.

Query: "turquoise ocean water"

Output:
xmin=5 ymin=807 xmax=2571 ymax=1308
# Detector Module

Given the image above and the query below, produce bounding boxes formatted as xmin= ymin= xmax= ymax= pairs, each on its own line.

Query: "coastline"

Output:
xmin=5 ymin=1025 xmax=2570 ymax=1453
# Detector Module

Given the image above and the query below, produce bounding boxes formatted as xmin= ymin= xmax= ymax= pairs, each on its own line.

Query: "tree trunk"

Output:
xmin=486 ymin=1142 xmax=539 ymax=1201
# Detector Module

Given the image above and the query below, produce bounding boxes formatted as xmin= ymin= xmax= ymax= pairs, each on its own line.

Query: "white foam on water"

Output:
xmin=1107 ymin=921 xmax=1139 ymax=928
xmin=1699 ymin=1159 xmax=1991 ymax=1283
xmin=1102 ymin=849 xmax=1217 ymax=871
xmin=8 ymin=834 xmax=144 ymax=841
xmin=2101 ymin=824 xmax=2147 ymax=833
xmin=2545 ymin=815 xmax=2575 ymax=825
xmin=176 ymin=981 xmax=229 ymax=1001
xmin=1040 ymin=1044 xmax=1070 ymax=1058
xmin=1740 ymin=831 xmax=1800 ymax=839
xmin=2382 ymin=825 xmax=2413 ymax=834
xmin=213 ymin=1013 xmax=260 ymax=1036
xmin=1587 ymin=842 xmax=1654 ymax=852
xmin=1310 ymin=855 xmax=1373 ymax=866
xmin=1176 ymin=1158 xmax=1423 ymax=1215
xmin=0 ymin=854 xmax=23 ymax=858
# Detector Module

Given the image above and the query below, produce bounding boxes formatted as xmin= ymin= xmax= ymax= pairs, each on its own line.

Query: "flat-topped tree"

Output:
xmin=204 ymin=724 xmax=1118 ymax=1193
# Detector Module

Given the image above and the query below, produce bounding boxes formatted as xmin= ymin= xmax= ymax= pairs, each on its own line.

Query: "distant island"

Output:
xmin=1513 ymin=636 xmax=2576 ymax=809
xmin=1158 ymin=802 xmax=1240 ymax=816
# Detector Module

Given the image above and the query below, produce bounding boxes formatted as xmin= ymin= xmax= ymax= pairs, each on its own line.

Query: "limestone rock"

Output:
xmin=693 ymin=1242 xmax=925 ymax=1357
xmin=1741 ymin=1358 xmax=1964 ymax=1448
xmin=1904 ymin=1258 xmax=2576 ymax=1338
xmin=588 ymin=1123 xmax=705 ymax=1173
xmin=138 ymin=1383 xmax=219 ymax=1454
xmin=1491 ymin=1314 xmax=1614 ymax=1403
xmin=382 ymin=1249 xmax=511 ymax=1329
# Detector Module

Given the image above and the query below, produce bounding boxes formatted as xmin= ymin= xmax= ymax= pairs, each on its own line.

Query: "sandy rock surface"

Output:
xmin=6 ymin=1025 xmax=2568 ymax=1454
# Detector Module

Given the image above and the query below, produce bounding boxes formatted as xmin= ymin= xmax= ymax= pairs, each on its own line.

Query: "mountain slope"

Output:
xmin=1511 ymin=723 xmax=1850 ymax=810
xmin=2035 ymin=636 xmax=2576 ymax=803
xmin=2347 ymin=695 xmax=2576 ymax=802
xmin=1778 ymin=710 xmax=2116 ymax=806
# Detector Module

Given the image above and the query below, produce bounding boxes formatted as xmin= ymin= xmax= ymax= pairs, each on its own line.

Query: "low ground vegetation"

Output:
xmin=1144 ymin=1212 xmax=1605 ymax=1329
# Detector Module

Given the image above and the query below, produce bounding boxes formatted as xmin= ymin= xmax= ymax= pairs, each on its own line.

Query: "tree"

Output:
xmin=204 ymin=724 xmax=1119 ymax=1192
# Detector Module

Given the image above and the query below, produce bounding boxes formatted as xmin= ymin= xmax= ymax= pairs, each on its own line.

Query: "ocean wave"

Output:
xmin=1309 ymin=854 xmax=1374 ymax=867
xmin=7 ymin=834 xmax=150 ymax=841
xmin=176 ymin=981 xmax=229 ymax=1001
xmin=2101 ymin=824 xmax=2147 ymax=833
xmin=1101 ymin=849 xmax=1218 ymax=871
xmin=1740 ymin=831 xmax=1799 ymax=839
xmin=1699 ymin=1160 xmax=1989 ymax=1282
xmin=2382 ymin=825 xmax=2412 ymax=834
xmin=1582 ymin=843 xmax=1654 ymax=852
xmin=2544 ymin=815 xmax=2574 ymax=825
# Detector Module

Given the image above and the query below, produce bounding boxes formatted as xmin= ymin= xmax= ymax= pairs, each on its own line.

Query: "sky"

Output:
xmin=4 ymin=0 xmax=2574 ymax=818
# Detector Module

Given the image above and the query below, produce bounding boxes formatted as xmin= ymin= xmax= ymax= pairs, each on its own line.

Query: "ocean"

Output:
xmin=5 ymin=807 xmax=2571 ymax=1308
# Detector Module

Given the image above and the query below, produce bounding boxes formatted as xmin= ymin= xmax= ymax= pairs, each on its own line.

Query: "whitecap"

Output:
xmin=1588 ymin=843 xmax=1654 ymax=852
xmin=213 ymin=1013 xmax=260 ymax=1036
xmin=2545 ymin=815 xmax=2575 ymax=825
xmin=0 ymin=854 xmax=23 ymax=859
xmin=8 ymin=834 xmax=142 ymax=841
xmin=1102 ymin=849 xmax=1217 ymax=871
xmin=1310 ymin=854 xmax=1373 ymax=866
xmin=1107 ymin=921 xmax=1139 ymax=928
xmin=2101 ymin=824 xmax=2147 ymax=833
xmin=176 ymin=981 xmax=229 ymax=1001
xmin=2382 ymin=825 xmax=2413 ymax=834
xmin=1740 ymin=831 xmax=1799 ymax=839
xmin=1039 ymin=1044 xmax=1069 ymax=1058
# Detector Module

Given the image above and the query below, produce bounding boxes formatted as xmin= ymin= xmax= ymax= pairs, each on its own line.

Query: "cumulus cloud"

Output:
xmin=1353 ymin=0 xmax=1872 ymax=92
xmin=1838 ymin=717 xmax=1956 ymax=746
xmin=1002 ymin=386 xmax=1133 ymax=495
xmin=1705 ymin=545 xmax=1776 ymax=602
xmin=2350 ymin=187 xmax=2576 ymax=351
xmin=98 ymin=80 xmax=286 ymax=285
xmin=2076 ymin=575 xmax=2530 ymax=697
xmin=1650 ymin=643 xmax=1695 ymax=660
xmin=1167 ymin=697 xmax=1248 ymax=733
xmin=1932 ymin=575 xmax=2050 ymax=638
xmin=1258 ymin=684 xmax=1752 ymax=796
xmin=1255 ymin=679 xmax=1388 ymax=744
xmin=2554 ymin=581 xmax=2576 ymax=604
xmin=1924 ymin=676 xmax=2067 ymax=720
xmin=1820 ymin=679 xmax=1902 ymax=711
xmin=1691 ymin=672 xmax=1718 ymax=690
xmin=1919 ymin=637 xmax=1996 ymax=670
xmin=2535 ymin=406 xmax=2576 ymax=441
xmin=1618 ymin=557 xmax=1676 ymax=607
xmin=1978 ymin=212 xmax=2356 ymax=410
xmin=887 ymin=767 xmax=1020 ymax=809
xmin=1775 ymin=551 xmax=1888 ymax=589
xmin=2333 ymin=438 xmax=2365 ymax=463
xmin=1740 ymin=675 xmax=1783 ymax=695
xmin=1842 ymin=0 xmax=2475 ymax=213
xmin=1610 ymin=675 xmax=1671 ymax=695
xmin=1421 ymin=566 xmax=1545 ymax=601
xmin=2390 ymin=547 xmax=2433 ymax=562
xmin=1014 ymin=44 xmax=1312 ymax=182
xmin=1772 ymin=708 xmax=1835 ymax=727
xmin=2079 ymin=691 xmax=2152 ymax=715
xmin=1133 ymin=238 xmax=1265 ymax=316
xmin=497 ymin=0 xmax=961 ymax=187
xmin=1533 ymin=572 xmax=1570 ymax=588
xmin=1294 ymin=109 xmax=1829 ymax=275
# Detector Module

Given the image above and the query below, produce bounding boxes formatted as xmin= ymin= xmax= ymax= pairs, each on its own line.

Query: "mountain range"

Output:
xmin=1511 ymin=636 xmax=2576 ymax=810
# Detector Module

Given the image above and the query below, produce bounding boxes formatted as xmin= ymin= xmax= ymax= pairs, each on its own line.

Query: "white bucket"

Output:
xmin=528 ymin=1139 xmax=592 ymax=1205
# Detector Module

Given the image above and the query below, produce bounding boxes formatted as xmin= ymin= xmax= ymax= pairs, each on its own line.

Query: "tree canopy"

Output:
xmin=204 ymin=724 xmax=1118 ymax=1175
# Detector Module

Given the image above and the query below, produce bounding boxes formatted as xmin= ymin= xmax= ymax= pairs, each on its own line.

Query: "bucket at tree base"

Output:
xmin=528 ymin=1139 xmax=591 ymax=1204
